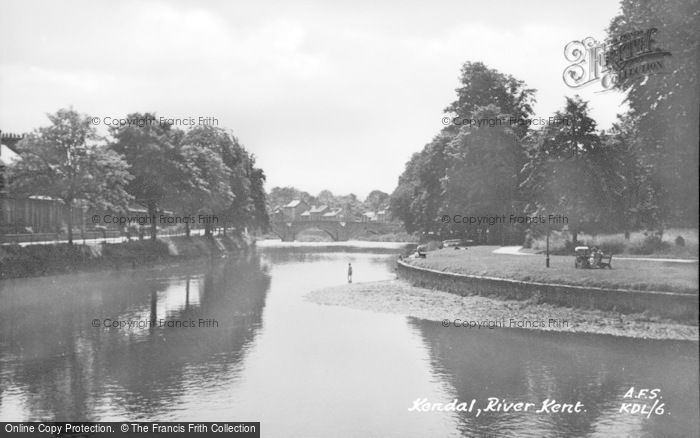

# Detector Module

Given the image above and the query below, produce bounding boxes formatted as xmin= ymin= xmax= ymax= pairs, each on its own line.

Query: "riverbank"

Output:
xmin=408 ymin=246 xmax=698 ymax=294
xmin=307 ymin=280 xmax=699 ymax=341
xmin=0 ymin=234 xmax=251 ymax=279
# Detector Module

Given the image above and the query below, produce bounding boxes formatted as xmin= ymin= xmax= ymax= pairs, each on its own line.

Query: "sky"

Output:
xmin=0 ymin=0 xmax=628 ymax=199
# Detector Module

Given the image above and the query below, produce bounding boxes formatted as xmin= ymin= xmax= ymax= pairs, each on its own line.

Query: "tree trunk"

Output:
xmin=66 ymin=202 xmax=74 ymax=245
xmin=148 ymin=201 xmax=157 ymax=241
xmin=185 ymin=221 xmax=190 ymax=238
xmin=572 ymin=231 xmax=578 ymax=245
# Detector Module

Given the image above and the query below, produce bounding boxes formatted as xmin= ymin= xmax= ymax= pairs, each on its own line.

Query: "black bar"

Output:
xmin=1 ymin=422 xmax=260 ymax=438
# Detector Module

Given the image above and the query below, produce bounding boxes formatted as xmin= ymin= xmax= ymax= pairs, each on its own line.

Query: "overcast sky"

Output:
xmin=0 ymin=0 xmax=627 ymax=199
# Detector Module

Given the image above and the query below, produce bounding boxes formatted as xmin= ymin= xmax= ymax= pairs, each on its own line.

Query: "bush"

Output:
xmin=529 ymin=231 xmax=570 ymax=254
xmin=629 ymin=235 xmax=670 ymax=255
xmin=592 ymin=236 xmax=626 ymax=254
xmin=675 ymin=235 xmax=686 ymax=247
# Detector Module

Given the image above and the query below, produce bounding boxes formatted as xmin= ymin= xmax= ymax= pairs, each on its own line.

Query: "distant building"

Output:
xmin=283 ymin=199 xmax=309 ymax=221
xmin=270 ymin=205 xmax=285 ymax=222
xmin=322 ymin=208 xmax=343 ymax=221
xmin=360 ymin=209 xmax=390 ymax=223
xmin=0 ymin=131 xmax=22 ymax=193
xmin=362 ymin=211 xmax=376 ymax=222
xmin=308 ymin=204 xmax=328 ymax=219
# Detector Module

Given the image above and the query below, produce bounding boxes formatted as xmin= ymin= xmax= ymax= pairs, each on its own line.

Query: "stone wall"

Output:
xmin=397 ymin=259 xmax=698 ymax=321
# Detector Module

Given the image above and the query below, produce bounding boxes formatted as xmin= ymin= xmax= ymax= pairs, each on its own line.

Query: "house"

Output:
xmin=308 ymin=205 xmax=328 ymax=219
xmin=270 ymin=205 xmax=285 ymax=222
xmin=0 ymin=131 xmax=21 ymax=194
xmin=283 ymin=199 xmax=309 ymax=221
xmin=322 ymin=208 xmax=343 ymax=221
xmin=362 ymin=211 xmax=377 ymax=222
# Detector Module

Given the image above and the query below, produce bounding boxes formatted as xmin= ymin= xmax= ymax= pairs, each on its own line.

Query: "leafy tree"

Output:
xmin=178 ymin=126 xmax=235 ymax=236
xmin=8 ymin=108 xmax=132 ymax=244
xmin=267 ymin=186 xmax=314 ymax=211
xmin=174 ymin=126 xmax=268 ymax=236
xmin=390 ymin=156 xmax=421 ymax=232
xmin=108 ymin=113 xmax=187 ymax=240
xmin=218 ymin=132 xmax=268 ymax=234
xmin=364 ymin=190 xmax=390 ymax=213
xmin=602 ymin=112 xmax=661 ymax=232
xmin=316 ymin=190 xmax=335 ymax=207
xmin=607 ymin=0 xmax=699 ymax=225
xmin=247 ymin=162 xmax=269 ymax=232
xmin=443 ymin=105 xmax=524 ymax=242
xmin=390 ymin=133 xmax=449 ymax=234
xmin=391 ymin=61 xmax=536 ymax=236
xmin=520 ymin=96 xmax=619 ymax=243
xmin=445 ymin=61 xmax=536 ymax=138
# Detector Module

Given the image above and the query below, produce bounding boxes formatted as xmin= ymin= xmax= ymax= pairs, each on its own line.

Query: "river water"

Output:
xmin=0 ymin=243 xmax=697 ymax=437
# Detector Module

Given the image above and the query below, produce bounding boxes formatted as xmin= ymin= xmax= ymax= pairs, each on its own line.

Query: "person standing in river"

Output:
xmin=347 ymin=263 xmax=353 ymax=283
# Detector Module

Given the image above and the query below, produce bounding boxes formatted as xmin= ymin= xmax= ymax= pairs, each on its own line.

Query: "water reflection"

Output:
xmin=410 ymin=319 xmax=699 ymax=438
xmin=0 ymin=247 xmax=697 ymax=438
xmin=0 ymin=253 xmax=270 ymax=421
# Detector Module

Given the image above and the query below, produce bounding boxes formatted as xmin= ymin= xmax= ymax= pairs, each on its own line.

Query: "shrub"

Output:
xmin=675 ymin=235 xmax=686 ymax=247
xmin=530 ymin=231 xmax=569 ymax=254
xmin=629 ymin=235 xmax=670 ymax=255
xmin=592 ymin=236 xmax=626 ymax=254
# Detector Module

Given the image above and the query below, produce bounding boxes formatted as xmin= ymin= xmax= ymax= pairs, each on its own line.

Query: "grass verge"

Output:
xmin=408 ymin=245 xmax=698 ymax=294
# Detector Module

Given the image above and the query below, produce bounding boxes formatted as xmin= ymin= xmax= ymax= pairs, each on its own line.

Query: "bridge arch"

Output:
xmin=270 ymin=219 xmax=399 ymax=242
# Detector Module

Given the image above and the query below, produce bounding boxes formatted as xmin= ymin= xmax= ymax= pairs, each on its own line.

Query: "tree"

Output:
xmin=174 ymin=126 xmax=268 ymax=237
xmin=247 ymin=163 xmax=269 ymax=232
xmin=316 ymin=190 xmax=335 ymax=207
xmin=178 ymin=126 xmax=235 ymax=236
xmin=390 ymin=132 xmax=450 ymax=234
xmin=443 ymin=105 xmax=524 ymax=242
xmin=364 ymin=190 xmax=390 ymax=213
xmin=602 ymin=112 xmax=661 ymax=232
xmin=445 ymin=61 xmax=536 ymax=138
xmin=267 ymin=186 xmax=314 ymax=210
xmin=391 ymin=61 xmax=536 ymax=236
xmin=390 ymin=156 xmax=421 ymax=232
xmin=218 ymin=131 xmax=268 ymax=234
xmin=520 ymin=96 xmax=618 ymax=243
xmin=607 ymin=0 xmax=699 ymax=225
xmin=109 ymin=113 xmax=187 ymax=240
xmin=8 ymin=108 xmax=132 ymax=244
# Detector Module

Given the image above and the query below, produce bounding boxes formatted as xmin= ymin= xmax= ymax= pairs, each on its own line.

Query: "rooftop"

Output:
xmin=284 ymin=199 xmax=306 ymax=208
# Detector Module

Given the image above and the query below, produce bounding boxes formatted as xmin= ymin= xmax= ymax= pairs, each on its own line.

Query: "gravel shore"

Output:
xmin=306 ymin=280 xmax=699 ymax=341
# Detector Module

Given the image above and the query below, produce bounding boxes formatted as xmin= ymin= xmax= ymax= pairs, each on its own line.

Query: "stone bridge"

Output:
xmin=270 ymin=219 xmax=401 ymax=242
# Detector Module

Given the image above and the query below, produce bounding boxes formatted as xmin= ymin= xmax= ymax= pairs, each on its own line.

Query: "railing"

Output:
xmin=0 ymin=226 xmax=221 ymax=245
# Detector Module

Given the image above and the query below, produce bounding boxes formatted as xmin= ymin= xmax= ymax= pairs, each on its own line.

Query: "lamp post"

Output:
xmin=546 ymin=231 xmax=550 ymax=268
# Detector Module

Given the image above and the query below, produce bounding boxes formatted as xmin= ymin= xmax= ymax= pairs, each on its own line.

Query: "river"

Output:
xmin=0 ymin=243 xmax=697 ymax=437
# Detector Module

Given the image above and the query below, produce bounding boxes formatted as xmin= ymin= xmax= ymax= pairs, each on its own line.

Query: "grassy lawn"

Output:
xmin=409 ymin=246 xmax=699 ymax=294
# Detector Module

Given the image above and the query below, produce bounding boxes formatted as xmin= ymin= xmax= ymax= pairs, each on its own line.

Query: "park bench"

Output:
xmin=574 ymin=246 xmax=613 ymax=269
xmin=598 ymin=253 xmax=613 ymax=269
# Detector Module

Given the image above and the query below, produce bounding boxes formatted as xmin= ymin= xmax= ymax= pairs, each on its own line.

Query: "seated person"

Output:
xmin=592 ymin=247 xmax=603 ymax=266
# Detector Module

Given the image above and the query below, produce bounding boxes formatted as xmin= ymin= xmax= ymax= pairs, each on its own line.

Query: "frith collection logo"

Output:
xmin=563 ymin=28 xmax=672 ymax=90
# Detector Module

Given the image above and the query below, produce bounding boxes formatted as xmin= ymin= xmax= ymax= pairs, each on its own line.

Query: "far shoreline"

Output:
xmin=306 ymin=280 xmax=699 ymax=342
